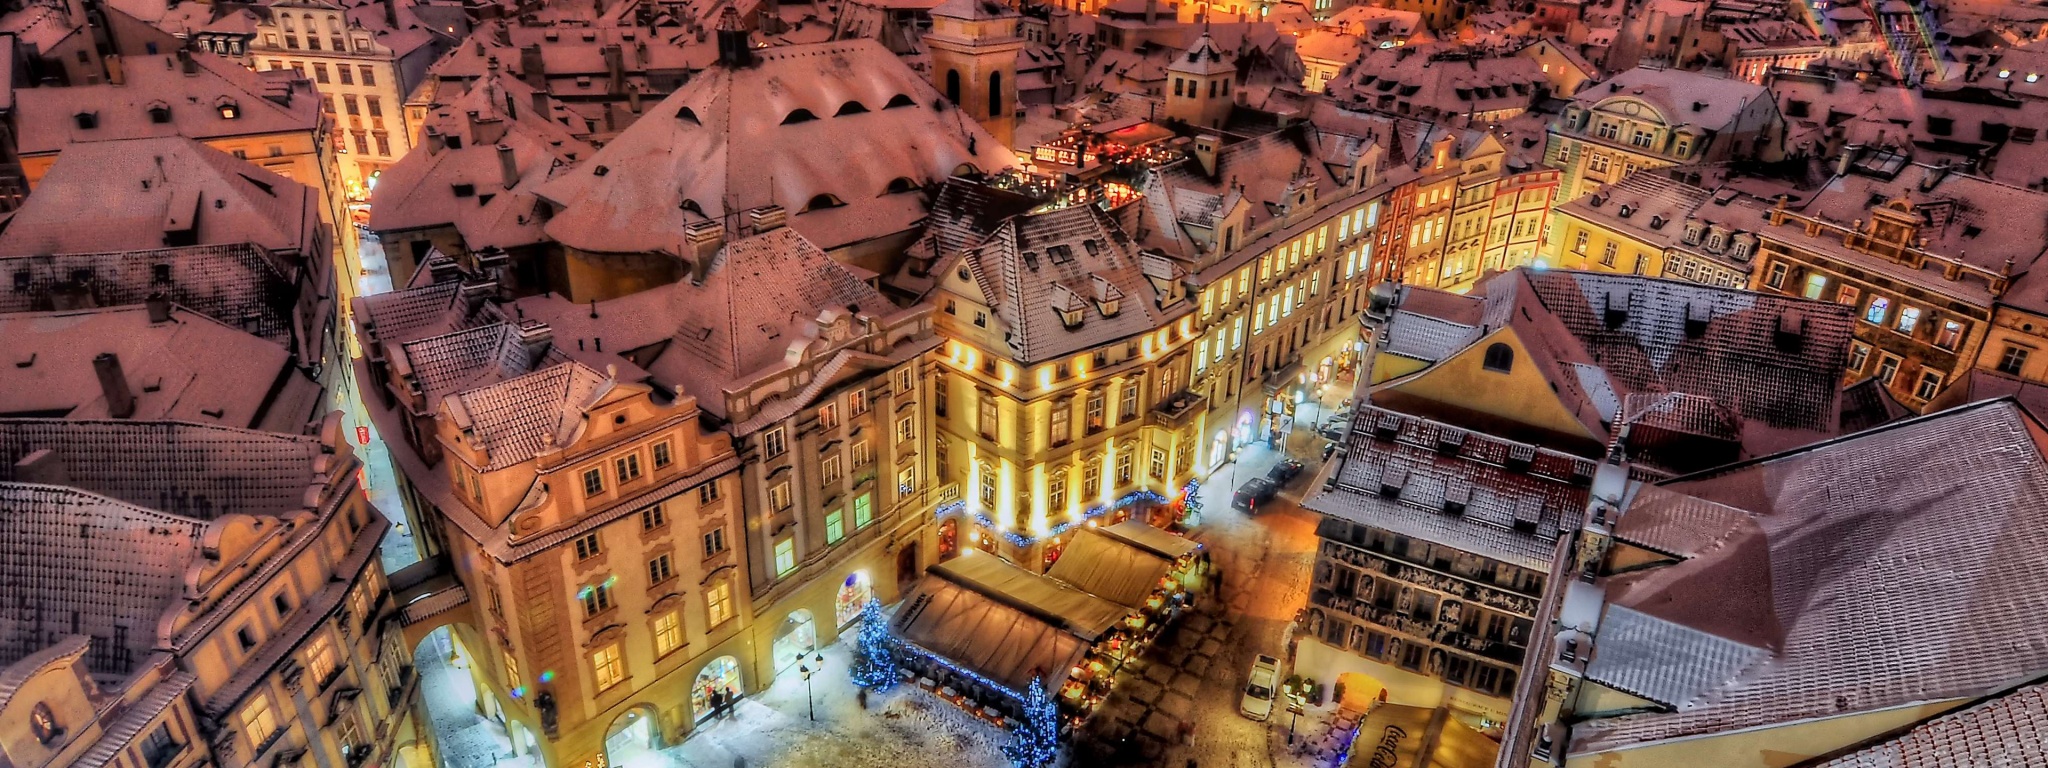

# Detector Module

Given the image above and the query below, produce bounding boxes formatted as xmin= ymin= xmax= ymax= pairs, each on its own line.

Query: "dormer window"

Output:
xmin=453 ymin=183 xmax=475 ymax=198
xmin=885 ymin=177 xmax=919 ymax=194
xmin=1057 ymin=306 xmax=1085 ymax=328
xmin=781 ymin=108 xmax=819 ymax=124
xmin=885 ymin=93 xmax=916 ymax=109
xmin=147 ymin=104 xmax=171 ymax=124
xmin=803 ymin=193 xmax=845 ymax=212
xmin=1707 ymin=231 xmax=1726 ymax=251
xmin=74 ymin=112 xmax=97 ymax=130
xmin=217 ymin=101 xmax=240 ymax=120
xmin=1683 ymin=221 xmax=1703 ymax=245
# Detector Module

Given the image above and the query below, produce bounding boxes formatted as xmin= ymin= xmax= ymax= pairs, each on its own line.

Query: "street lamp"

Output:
xmin=797 ymin=652 xmax=826 ymax=721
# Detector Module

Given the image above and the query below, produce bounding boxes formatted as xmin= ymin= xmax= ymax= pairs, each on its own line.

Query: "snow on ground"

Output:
xmin=630 ymin=642 xmax=1024 ymax=768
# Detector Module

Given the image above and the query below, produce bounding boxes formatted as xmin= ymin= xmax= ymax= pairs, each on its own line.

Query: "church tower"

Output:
xmin=1165 ymin=32 xmax=1236 ymax=129
xmin=926 ymin=0 xmax=1025 ymax=149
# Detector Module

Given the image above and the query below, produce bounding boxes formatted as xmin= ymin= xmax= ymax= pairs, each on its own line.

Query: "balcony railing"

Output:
xmin=1148 ymin=390 xmax=1207 ymax=430
xmin=1324 ymin=544 xmax=1541 ymax=614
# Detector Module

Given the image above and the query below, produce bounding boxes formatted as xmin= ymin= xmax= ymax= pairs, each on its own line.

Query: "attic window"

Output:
xmin=885 ymin=177 xmax=920 ymax=194
xmin=835 ymin=101 xmax=870 ymax=116
xmin=1057 ymin=306 xmax=1084 ymax=328
xmin=680 ymin=198 xmax=703 ymax=214
xmin=884 ymin=94 xmax=916 ymax=109
xmin=1482 ymin=342 xmax=1513 ymax=373
xmin=453 ymin=183 xmax=476 ymax=197
xmin=803 ymin=193 xmax=845 ymax=212
xmin=1047 ymin=244 xmax=1074 ymax=264
xmin=675 ymin=106 xmax=701 ymax=124
xmin=148 ymin=104 xmax=171 ymax=124
xmin=218 ymin=101 xmax=239 ymax=120
xmin=781 ymin=108 xmax=819 ymax=125
xmin=593 ymin=165 xmax=610 ymax=177
xmin=152 ymin=263 xmax=171 ymax=283
xmin=74 ymin=112 xmax=97 ymax=130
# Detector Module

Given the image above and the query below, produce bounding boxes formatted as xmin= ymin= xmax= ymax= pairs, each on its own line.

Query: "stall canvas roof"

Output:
xmin=1097 ymin=519 xmax=1202 ymax=561
xmin=894 ymin=563 xmax=1098 ymax=695
xmin=1045 ymin=528 xmax=1177 ymax=611
xmin=929 ymin=553 xmax=1130 ymax=639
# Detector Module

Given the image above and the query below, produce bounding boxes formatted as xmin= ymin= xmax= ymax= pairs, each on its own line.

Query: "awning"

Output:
xmin=1045 ymin=527 xmax=1178 ymax=610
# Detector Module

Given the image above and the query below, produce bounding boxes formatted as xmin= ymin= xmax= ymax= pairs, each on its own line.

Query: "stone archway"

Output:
xmin=772 ymin=609 xmax=819 ymax=673
xmin=602 ymin=703 xmax=663 ymax=767
xmin=690 ymin=656 xmax=743 ymax=722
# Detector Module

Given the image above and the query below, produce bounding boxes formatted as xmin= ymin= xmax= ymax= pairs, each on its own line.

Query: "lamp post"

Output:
xmin=797 ymin=653 xmax=826 ymax=721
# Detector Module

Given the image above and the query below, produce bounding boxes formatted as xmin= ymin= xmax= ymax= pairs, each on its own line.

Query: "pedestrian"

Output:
xmin=1186 ymin=759 xmax=1198 ymax=768
xmin=858 ymin=688 xmax=870 ymax=710
xmin=709 ymin=689 xmax=725 ymax=720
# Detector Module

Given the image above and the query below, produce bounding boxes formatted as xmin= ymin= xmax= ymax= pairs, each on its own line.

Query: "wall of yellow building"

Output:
xmin=1548 ymin=212 xmax=1667 ymax=278
xmin=1381 ymin=327 xmax=1601 ymax=444
xmin=1371 ymin=351 xmax=1433 ymax=385
xmin=1975 ymin=306 xmax=2048 ymax=383
xmin=1566 ymin=699 xmax=1967 ymax=768
xmin=1572 ymin=680 xmax=1661 ymax=717
xmin=557 ymin=246 xmax=686 ymax=303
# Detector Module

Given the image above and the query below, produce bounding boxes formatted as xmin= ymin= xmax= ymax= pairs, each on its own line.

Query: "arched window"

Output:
xmin=945 ymin=70 xmax=961 ymax=105
xmin=988 ymin=71 xmax=1002 ymax=116
xmin=885 ymin=93 xmax=917 ymax=109
xmin=885 ymin=177 xmax=920 ymax=194
xmin=834 ymin=100 xmax=869 ymax=116
xmin=780 ymin=109 xmax=818 ymax=124
xmin=803 ymin=193 xmax=845 ymax=212
xmin=1482 ymin=343 xmax=1514 ymax=373
xmin=675 ymin=106 xmax=701 ymax=124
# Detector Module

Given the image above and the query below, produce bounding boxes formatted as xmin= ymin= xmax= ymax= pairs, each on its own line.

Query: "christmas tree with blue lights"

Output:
xmin=1003 ymin=676 xmax=1061 ymax=768
xmin=849 ymin=598 xmax=899 ymax=690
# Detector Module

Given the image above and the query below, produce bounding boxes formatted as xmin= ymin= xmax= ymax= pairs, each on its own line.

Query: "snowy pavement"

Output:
xmin=417 ymin=631 xmax=537 ymax=768
xmin=642 ymin=643 xmax=1020 ymax=768
xmin=341 ymin=229 xmax=422 ymax=573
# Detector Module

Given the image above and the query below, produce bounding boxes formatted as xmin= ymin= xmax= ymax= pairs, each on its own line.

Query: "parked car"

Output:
xmin=1266 ymin=459 xmax=1305 ymax=485
xmin=1240 ymin=654 xmax=1282 ymax=721
xmin=1318 ymin=421 xmax=1351 ymax=442
xmin=1321 ymin=441 xmax=1339 ymax=461
xmin=1232 ymin=477 xmax=1279 ymax=513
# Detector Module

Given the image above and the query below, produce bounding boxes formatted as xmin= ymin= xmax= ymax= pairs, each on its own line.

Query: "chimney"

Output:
xmin=530 ymin=89 xmax=548 ymax=120
xmin=519 ymin=44 xmax=545 ymax=90
xmin=515 ymin=321 xmax=554 ymax=365
xmin=628 ymin=84 xmax=642 ymax=114
xmin=747 ymin=204 xmax=786 ymax=234
xmin=715 ymin=6 xmax=751 ymax=67
xmin=601 ymin=44 xmax=624 ymax=96
xmin=684 ymin=220 xmax=724 ymax=283
xmin=1145 ymin=0 xmax=1159 ymax=24
xmin=383 ymin=0 xmax=398 ymax=29
xmin=177 ymin=47 xmax=196 ymax=75
xmin=467 ymin=110 xmax=508 ymax=145
xmin=146 ymin=292 xmax=172 ymax=323
xmin=497 ymin=144 xmax=520 ymax=189
xmin=1193 ymin=133 xmax=1220 ymax=176
xmin=93 ymin=353 xmax=136 ymax=419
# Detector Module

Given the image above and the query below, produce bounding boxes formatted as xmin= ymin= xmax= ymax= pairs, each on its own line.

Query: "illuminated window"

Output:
xmin=654 ymin=611 xmax=683 ymax=656
xmin=592 ymin=644 xmax=624 ymax=691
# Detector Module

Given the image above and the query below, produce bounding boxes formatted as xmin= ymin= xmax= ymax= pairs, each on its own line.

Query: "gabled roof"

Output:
xmin=0 ymin=485 xmax=200 ymax=673
xmin=1304 ymin=405 xmax=1593 ymax=569
xmin=535 ymin=39 xmax=1015 ymax=255
xmin=0 ymin=419 xmax=328 ymax=520
xmin=1814 ymin=678 xmax=2048 ymax=768
xmin=445 ymin=361 xmax=613 ymax=470
xmin=1393 ymin=269 xmax=1854 ymax=467
xmin=0 ymin=305 xmax=321 ymax=431
xmin=368 ymin=72 xmax=592 ymax=247
xmin=1576 ymin=400 xmax=2048 ymax=754
xmin=12 ymin=52 xmax=320 ymax=156
xmin=0 ymin=137 xmax=317 ymax=258
xmin=398 ymin=320 xmax=561 ymax=416
xmin=0 ymin=243 xmax=301 ymax=346
xmin=1574 ymin=66 xmax=1770 ymax=131
xmin=950 ymin=204 xmax=1184 ymax=364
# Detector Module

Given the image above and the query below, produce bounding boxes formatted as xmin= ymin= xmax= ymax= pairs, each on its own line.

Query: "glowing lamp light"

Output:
xmin=511 ymin=686 xmax=527 ymax=699
xmin=539 ymin=670 xmax=557 ymax=684
xmin=604 ymin=575 xmax=619 ymax=588
xmin=2000 ymin=69 xmax=2013 ymax=79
